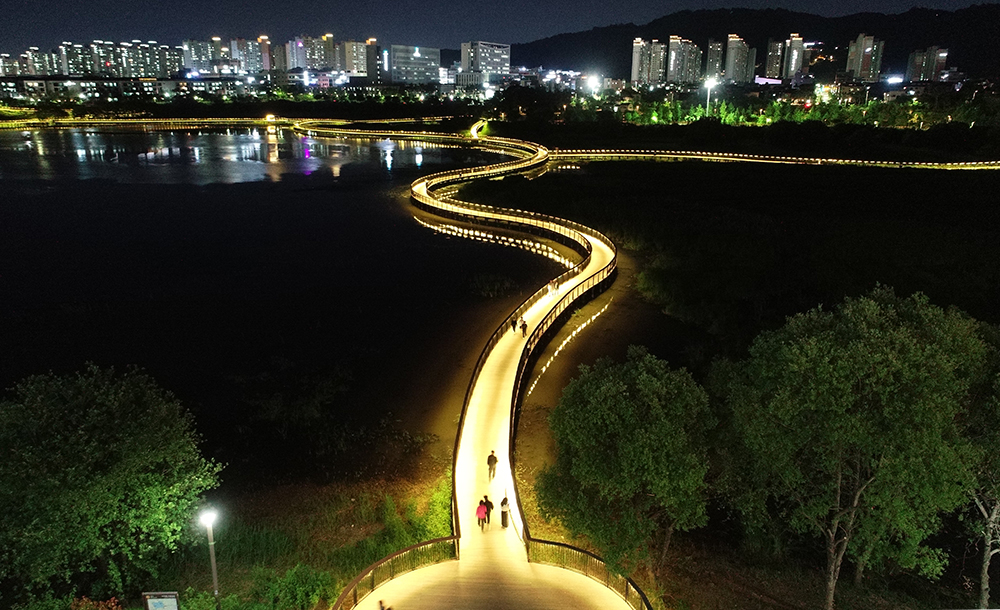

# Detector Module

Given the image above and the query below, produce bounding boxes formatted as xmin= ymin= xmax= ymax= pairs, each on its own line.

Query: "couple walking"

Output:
xmin=476 ymin=495 xmax=493 ymax=531
xmin=510 ymin=316 xmax=527 ymax=338
xmin=476 ymin=494 xmax=510 ymax=530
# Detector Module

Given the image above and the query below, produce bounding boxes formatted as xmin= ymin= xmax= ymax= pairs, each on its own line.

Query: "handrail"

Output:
xmin=330 ymin=536 xmax=458 ymax=610
xmin=551 ymin=148 xmax=1000 ymax=170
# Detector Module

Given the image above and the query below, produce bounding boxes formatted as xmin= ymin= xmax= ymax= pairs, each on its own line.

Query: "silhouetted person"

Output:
xmin=487 ymin=450 xmax=498 ymax=480
xmin=520 ymin=318 xmax=527 ymax=337
xmin=511 ymin=318 xmax=518 ymax=333
xmin=501 ymin=496 xmax=510 ymax=528
xmin=484 ymin=494 xmax=494 ymax=524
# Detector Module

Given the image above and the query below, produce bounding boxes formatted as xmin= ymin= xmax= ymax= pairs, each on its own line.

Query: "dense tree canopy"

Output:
xmin=536 ymin=346 xmax=714 ymax=573
xmin=717 ymin=287 xmax=989 ymax=610
xmin=0 ymin=365 xmax=222 ymax=604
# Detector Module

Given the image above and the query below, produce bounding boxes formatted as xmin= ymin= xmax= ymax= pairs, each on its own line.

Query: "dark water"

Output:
xmin=0 ymin=127 xmax=563 ymax=481
xmin=0 ymin=126 xmax=466 ymax=183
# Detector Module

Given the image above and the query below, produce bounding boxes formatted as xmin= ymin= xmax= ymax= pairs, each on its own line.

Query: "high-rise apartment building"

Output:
xmin=389 ymin=45 xmax=440 ymax=84
xmin=182 ymin=39 xmax=214 ymax=72
xmin=724 ymin=34 xmax=755 ymax=83
xmin=337 ymin=40 xmax=371 ymax=75
xmin=845 ymin=33 xmax=884 ymax=82
xmin=288 ymin=34 xmax=334 ymax=70
xmin=667 ymin=36 xmax=701 ymax=84
xmin=705 ymin=39 xmax=723 ymax=80
xmin=905 ymin=45 xmax=948 ymax=82
xmin=364 ymin=39 xmax=384 ymax=84
xmin=230 ymin=38 xmax=266 ymax=73
xmin=0 ymin=54 xmax=19 ymax=76
xmin=782 ymin=33 xmax=804 ymax=80
xmin=765 ymin=39 xmax=783 ymax=79
xmin=59 ymin=42 xmax=91 ymax=75
xmin=630 ymin=38 xmax=667 ymax=86
xmin=460 ymin=41 xmax=510 ymax=83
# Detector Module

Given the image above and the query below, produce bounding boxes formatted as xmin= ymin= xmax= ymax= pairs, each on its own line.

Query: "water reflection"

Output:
xmin=0 ymin=127 xmax=473 ymax=184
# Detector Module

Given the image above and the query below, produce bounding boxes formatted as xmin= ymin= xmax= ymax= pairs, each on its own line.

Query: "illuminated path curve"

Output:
xmin=293 ymin=119 xmax=638 ymax=610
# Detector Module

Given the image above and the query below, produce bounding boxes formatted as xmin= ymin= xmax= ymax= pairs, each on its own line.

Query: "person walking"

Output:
xmin=520 ymin=318 xmax=527 ymax=338
xmin=483 ymin=495 xmax=494 ymax=525
xmin=511 ymin=317 xmax=518 ymax=333
xmin=500 ymin=496 xmax=510 ymax=528
xmin=487 ymin=450 xmax=498 ymax=480
xmin=476 ymin=500 xmax=487 ymax=531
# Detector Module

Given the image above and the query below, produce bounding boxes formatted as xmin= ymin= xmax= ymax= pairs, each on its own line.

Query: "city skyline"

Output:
xmin=0 ymin=0 xmax=984 ymax=57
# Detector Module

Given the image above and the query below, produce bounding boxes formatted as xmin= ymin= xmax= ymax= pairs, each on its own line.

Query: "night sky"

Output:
xmin=0 ymin=0 xmax=983 ymax=56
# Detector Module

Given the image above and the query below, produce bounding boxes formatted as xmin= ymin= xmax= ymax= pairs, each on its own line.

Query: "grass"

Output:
xmin=150 ymin=464 xmax=453 ymax=610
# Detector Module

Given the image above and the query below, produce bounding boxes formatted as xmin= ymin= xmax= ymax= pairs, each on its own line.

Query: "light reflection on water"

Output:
xmin=0 ymin=127 xmax=462 ymax=184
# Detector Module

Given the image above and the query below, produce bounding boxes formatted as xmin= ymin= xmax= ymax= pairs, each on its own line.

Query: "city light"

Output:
xmin=704 ymin=77 xmax=718 ymax=113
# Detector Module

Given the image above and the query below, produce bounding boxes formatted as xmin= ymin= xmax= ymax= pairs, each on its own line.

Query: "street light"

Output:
xmin=199 ymin=509 xmax=220 ymax=609
xmin=704 ymin=78 xmax=718 ymax=115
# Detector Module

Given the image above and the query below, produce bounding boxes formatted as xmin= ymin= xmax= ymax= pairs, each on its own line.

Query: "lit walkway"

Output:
xmin=353 ymin=223 xmax=621 ymax=608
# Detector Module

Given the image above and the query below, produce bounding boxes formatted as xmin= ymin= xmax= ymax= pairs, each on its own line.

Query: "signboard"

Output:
xmin=142 ymin=592 xmax=179 ymax=610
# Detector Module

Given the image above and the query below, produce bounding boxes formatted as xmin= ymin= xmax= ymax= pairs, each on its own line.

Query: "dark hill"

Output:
xmin=510 ymin=4 xmax=1000 ymax=80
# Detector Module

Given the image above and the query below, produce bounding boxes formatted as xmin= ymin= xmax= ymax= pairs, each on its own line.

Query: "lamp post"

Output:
xmin=200 ymin=509 xmax=220 ymax=609
xmin=704 ymin=78 xmax=718 ymax=115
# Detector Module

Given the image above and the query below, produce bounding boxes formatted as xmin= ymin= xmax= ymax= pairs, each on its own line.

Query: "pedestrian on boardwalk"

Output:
xmin=501 ymin=496 xmax=510 ymax=528
xmin=520 ymin=318 xmax=527 ymax=338
xmin=487 ymin=450 xmax=498 ymax=480
xmin=511 ymin=317 xmax=518 ymax=333
xmin=483 ymin=495 xmax=494 ymax=525
xmin=476 ymin=500 xmax=487 ymax=531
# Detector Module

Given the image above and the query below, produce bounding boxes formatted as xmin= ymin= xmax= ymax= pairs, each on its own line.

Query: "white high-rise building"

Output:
xmin=846 ymin=33 xmax=884 ymax=82
xmin=630 ymin=38 xmax=666 ymax=86
xmin=724 ymin=34 xmax=755 ymax=83
xmin=782 ymin=33 xmax=804 ymax=80
xmin=705 ymin=39 xmax=723 ymax=80
xmin=389 ymin=45 xmax=440 ymax=84
xmin=460 ymin=41 xmax=510 ymax=83
xmin=667 ymin=35 xmax=701 ymax=84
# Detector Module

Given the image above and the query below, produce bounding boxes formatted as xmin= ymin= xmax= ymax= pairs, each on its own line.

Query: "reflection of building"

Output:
xmin=389 ymin=45 xmax=440 ymax=84
xmin=460 ymin=41 xmax=510 ymax=84
xmin=630 ymin=38 xmax=666 ymax=86
xmin=782 ymin=33 xmax=804 ymax=80
xmin=667 ymin=36 xmax=701 ymax=84
xmin=724 ymin=34 xmax=755 ymax=83
xmin=846 ymin=33 xmax=884 ymax=82
xmin=905 ymin=46 xmax=948 ymax=82
xmin=705 ymin=39 xmax=723 ymax=80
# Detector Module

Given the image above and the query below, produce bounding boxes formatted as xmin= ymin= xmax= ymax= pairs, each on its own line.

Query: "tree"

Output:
xmin=962 ymin=324 xmax=1000 ymax=609
xmin=536 ymin=346 xmax=714 ymax=573
xmin=0 ymin=364 xmax=222 ymax=603
xmin=719 ymin=287 xmax=985 ymax=610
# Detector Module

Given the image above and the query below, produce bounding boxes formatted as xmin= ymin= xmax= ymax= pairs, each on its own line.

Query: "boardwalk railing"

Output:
xmin=527 ymin=541 xmax=652 ymax=610
xmin=331 ymin=537 xmax=458 ymax=610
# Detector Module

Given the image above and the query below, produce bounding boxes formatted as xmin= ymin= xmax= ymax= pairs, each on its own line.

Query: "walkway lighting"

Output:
xmin=704 ymin=78 xmax=718 ymax=114
xmin=199 ymin=509 xmax=221 ymax=609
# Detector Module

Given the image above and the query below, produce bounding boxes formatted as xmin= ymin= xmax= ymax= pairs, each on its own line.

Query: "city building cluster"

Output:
xmin=0 ymin=34 xmax=512 ymax=101
xmin=631 ymin=32 xmax=958 ymax=88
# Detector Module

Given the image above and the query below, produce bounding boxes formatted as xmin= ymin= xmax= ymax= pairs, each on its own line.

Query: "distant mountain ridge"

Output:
xmin=510 ymin=4 xmax=1000 ymax=80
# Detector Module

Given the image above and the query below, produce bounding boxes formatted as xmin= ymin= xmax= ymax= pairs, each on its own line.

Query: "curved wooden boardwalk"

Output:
xmin=293 ymin=120 xmax=630 ymax=609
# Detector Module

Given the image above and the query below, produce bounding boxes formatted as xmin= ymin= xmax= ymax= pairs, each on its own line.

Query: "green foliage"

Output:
xmin=418 ymin=475 xmax=454 ymax=540
xmin=248 ymin=565 xmax=336 ymax=610
xmin=717 ymin=286 xmax=987 ymax=609
xmin=537 ymin=346 xmax=714 ymax=572
xmin=181 ymin=587 xmax=263 ymax=610
xmin=10 ymin=595 xmax=75 ymax=610
xmin=0 ymin=364 xmax=222 ymax=604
